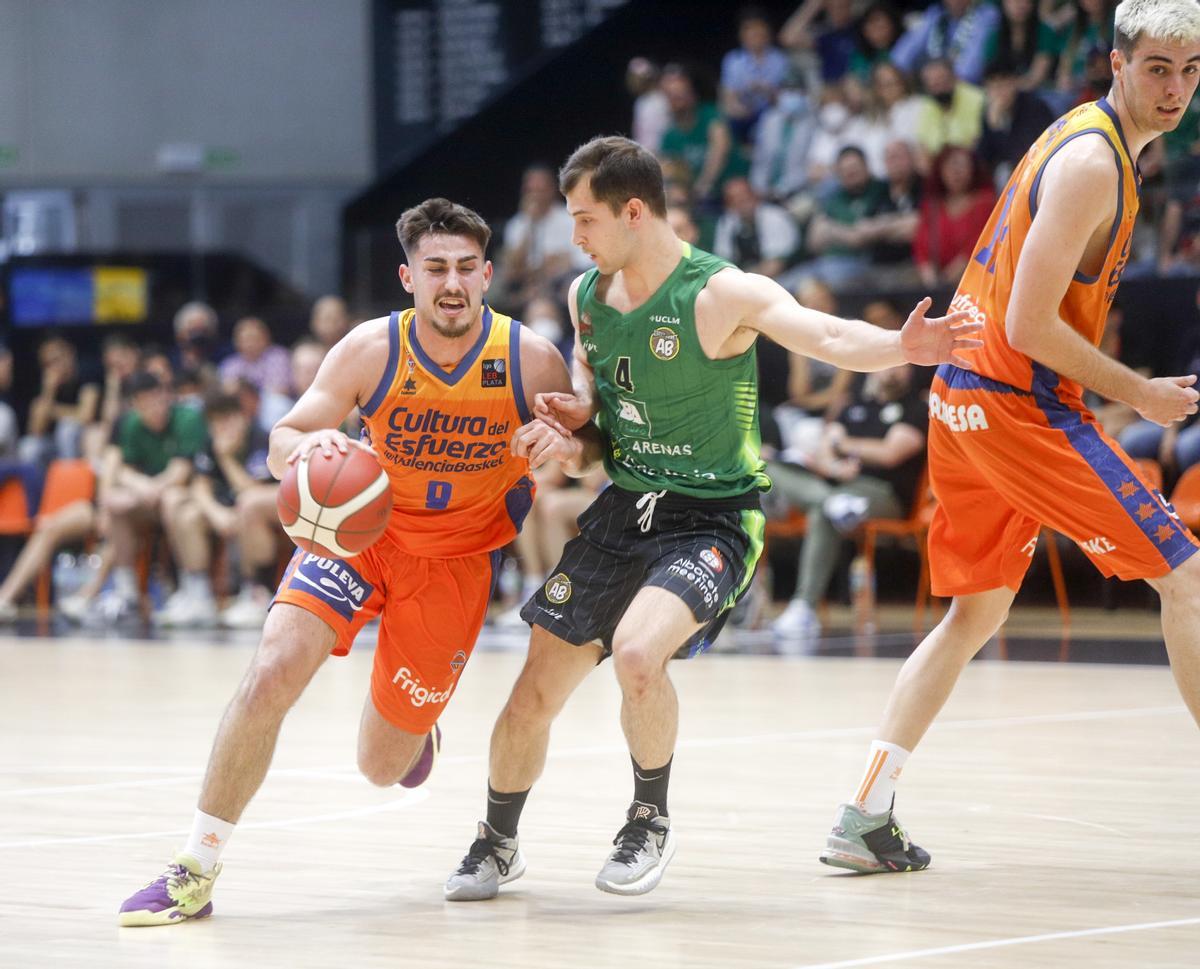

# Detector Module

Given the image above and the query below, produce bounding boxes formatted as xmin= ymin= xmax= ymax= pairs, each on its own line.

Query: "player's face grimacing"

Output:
xmin=1112 ymin=38 xmax=1200 ymax=133
xmin=400 ymin=233 xmax=492 ymax=339
xmin=566 ymin=178 xmax=637 ymax=276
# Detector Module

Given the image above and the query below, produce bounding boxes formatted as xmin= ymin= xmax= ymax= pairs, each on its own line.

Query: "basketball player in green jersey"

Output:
xmin=444 ymin=136 xmax=982 ymax=901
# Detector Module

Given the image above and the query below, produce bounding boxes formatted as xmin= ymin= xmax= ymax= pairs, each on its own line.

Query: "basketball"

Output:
xmin=276 ymin=446 xmax=391 ymax=558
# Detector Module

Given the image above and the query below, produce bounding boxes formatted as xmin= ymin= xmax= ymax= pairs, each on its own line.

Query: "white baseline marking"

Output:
xmin=792 ymin=916 xmax=1200 ymax=969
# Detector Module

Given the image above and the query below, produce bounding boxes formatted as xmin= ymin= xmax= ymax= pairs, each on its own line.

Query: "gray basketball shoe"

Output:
xmin=819 ymin=800 xmax=931 ymax=874
xmin=594 ymin=801 xmax=676 ymax=896
xmin=443 ymin=821 xmax=525 ymax=901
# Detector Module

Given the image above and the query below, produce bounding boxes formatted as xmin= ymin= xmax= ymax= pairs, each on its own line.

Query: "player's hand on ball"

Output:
xmin=533 ymin=391 xmax=594 ymax=434
xmin=1137 ymin=375 xmax=1200 ymax=427
xmin=286 ymin=429 xmax=375 ymax=465
xmin=512 ymin=419 xmax=581 ymax=470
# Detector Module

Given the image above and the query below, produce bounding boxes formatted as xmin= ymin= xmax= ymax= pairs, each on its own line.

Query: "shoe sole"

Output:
xmin=443 ymin=854 xmax=526 ymax=902
xmin=118 ymin=901 xmax=214 ymax=927
xmin=594 ymin=829 xmax=677 ymax=896
xmin=819 ymin=836 xmax=930 ymax=874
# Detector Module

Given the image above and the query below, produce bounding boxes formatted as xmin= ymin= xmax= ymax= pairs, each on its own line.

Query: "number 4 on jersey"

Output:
xmin=614 ymin=356 xmax=635 ymax=393
xmin=973 ymin=184 xmax=1017 ymax=274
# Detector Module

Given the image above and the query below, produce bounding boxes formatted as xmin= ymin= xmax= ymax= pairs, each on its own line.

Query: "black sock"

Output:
xmin=632 ymin=756 xmax=672 ymax=817
xmin=486 ymin=783 xmax=529 ymax=838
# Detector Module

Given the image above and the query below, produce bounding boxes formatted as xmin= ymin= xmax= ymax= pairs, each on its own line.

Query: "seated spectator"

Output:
xmin=914 ymin=58 xmax=986 ymax=161
xmin=849 ymin=2 xmax=905 ymax=80
xmin=0 ymin=344 xmax=18 ymax=459
xmin=218 ymin=316 xmax=292 ymax=397
xmin=914 ymin=146 xmax=996 ymax=287
xmin=491 ymin=164 xmax=585 ymax=312
xmin=170 ymin=301 xmax=223 ymax=384
xmin=1053 ymin=0 xmax=1114 ymax=106
xmin=719 ymin=5 xmax=792 ymax=144
xmin=984 ymin=0 xmax=1056 ymax=90
xmin=806 ymin=77 xmax=888 ymax=185
xmin=226 ymin=375 xmax=290 ymax=439
xmin=521 ymin=295 xmax=573 ymax=361
xmin=667 ymin=204 xmax=701 ymax=245
xmin=891 ymin=0 xmax=1001 ymax=85
xmin=801 ymin=145 xmax=891 ymax=289
xmin=749 ymin=72 xmax=816 ymax=203
xmin=174 ymin=368 xmax=207 ymax=411
xmin=189 ymin=391 xmax=281 ymax=629
xmin=870 ymin=62 xmax=923 ymax=154
xmin=627 ymin=57 xmax=671 ymax=153
xmin=859 ymin=139 xmax=924 ymax=287
xmin=142 ymin=345 xmax=175 ymax=391
xmin=781 ymin=0 xmax=859 ymax=86
xmin=714 ymin=177 xmax=800 ymax=277
xmin=289 ymin=338 xmax=326 ymax=399
xmin=660 ymin=63 xmax=741 ymax=208
xmin=309 ymin=295 xmax=352 ymax=351
xmin=978 ymin=59 xmax=1055 ymax=185
xmin=83 ymin=334 xmax=142 ymax=463
xmin=770 ymin=363 xmax=927 ymax=637
xmin=21 ymin=335 xmax=99 ymax=464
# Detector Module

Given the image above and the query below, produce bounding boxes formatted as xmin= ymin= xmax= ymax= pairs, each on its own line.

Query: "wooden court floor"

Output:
xmin=1 ymin=617 xmax=1197 ymax=969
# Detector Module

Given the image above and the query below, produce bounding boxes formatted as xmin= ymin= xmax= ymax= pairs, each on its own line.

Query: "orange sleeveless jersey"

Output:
xmin=359 ymin=306 xmax=534 ymax=558
xmin=953 ymin=98 xmax=1139 ymax=398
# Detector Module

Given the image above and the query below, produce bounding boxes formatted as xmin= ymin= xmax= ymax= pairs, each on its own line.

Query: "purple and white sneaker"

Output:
xmin=399 ymin=724 xmax=442 ymax=789
xmin=118 ymin=853 xmax=221 ymax=927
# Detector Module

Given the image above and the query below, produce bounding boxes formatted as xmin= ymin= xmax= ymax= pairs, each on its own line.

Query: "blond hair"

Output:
xmin=1115 ymin=0 xmax=1200 ymax=54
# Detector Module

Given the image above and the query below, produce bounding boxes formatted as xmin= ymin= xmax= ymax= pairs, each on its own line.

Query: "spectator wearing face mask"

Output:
xmin=914 ymin=57 xmax=985 ymax=161
xmin=521 ymin=295 xmax=572 ymax=362
xmin=170 ymin=301 xmax=223 ymax=386
xmin=750 ymin=74 xmax=817 ymax=204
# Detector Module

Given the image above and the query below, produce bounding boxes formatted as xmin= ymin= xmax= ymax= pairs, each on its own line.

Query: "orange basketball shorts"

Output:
xmin=272 ymin=538 xmax=500 ymax=732
xmin=927 ymin=364 xmax=1199 ymax=597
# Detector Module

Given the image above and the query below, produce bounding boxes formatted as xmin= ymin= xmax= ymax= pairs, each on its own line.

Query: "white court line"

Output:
xmin=0 ymin=788 xmax=428 ymax=850
xmin=0 ymin=704 xmax=1185 ymax=797
xmin=792 ymin=916 xmax=1200 ymax=969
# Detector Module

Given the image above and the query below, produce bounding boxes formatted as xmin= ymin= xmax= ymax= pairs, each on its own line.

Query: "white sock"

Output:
xmin=112 ymin=567 xmax=138 ymax=600
xmin=853 ymin=740 xmax=910 ymax=816
xmin=184 ymin=810 xmax=236 ymax=871
xmin=181 ymin=571 xmax=211 ymax=598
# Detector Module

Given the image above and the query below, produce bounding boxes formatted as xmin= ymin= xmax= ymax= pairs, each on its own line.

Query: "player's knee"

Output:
xmin=356 ymin=748 xmax=403 ymax=787
xmin=612 ymin=643 xmax=663 ymax=698
xmin=504 ymin=674 xmax=562 ymax=726
xmin=237 ymin=655 xmax=303 ymax=716
xmin=944 ymin=600 xmax=1008 ymax=644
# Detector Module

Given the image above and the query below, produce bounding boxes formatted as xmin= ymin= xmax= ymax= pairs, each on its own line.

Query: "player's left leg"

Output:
xmin=1147 ymin=552 xmax=1200 ymax=728
xmin=356 ymin=693 xmax=439 ymax=788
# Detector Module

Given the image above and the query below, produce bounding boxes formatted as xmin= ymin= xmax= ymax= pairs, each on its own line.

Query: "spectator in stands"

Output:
xmin=1053 ymin=0 xmax=1115 ymax=106
xmin=218 ymin=316 xmax=292 ymax=397
xmin=667 ymin=204 xmax=701 ymax=245
xmin=781 ymin=0 xmax=859 ymax=85
xmin=142 ymin=345 xmax=175 ymax=391
xmin=749 ymin=71 xmax=815 ymax=203
xmin=870 ymin=62 xmax=923 ymax=152
xmin=806 ymin=77 xmax=887 ymax=186
xmin=289 ymin=337 xmax=326 ymax=398
xmin=627 ymin=57 xmax=671 ymax=153
xmin=914 ymin=57 xmax=985 ymax=160
xmin=308 ymin=295 xmax=352 ymax=351
xmin=0 ymin=344 xmax=15 ymax=459
xmin=76 ymin=371 xmax=210 ymax=626
xmin=661 ymin=63 xmax=739 ymax=207
xmin=189 ymin=390 xmax=281 ymax=629
xmin=891 ymin=0 xmax=1000 ymax=85
xmin=1156 ymin=163 xmax=1200 ymax=275
xmin=720 ymin=5 xmax=792 ymax=144
xmin=714 ymin=176 xmax=800 ymax=278
xmin=978 ymin=58 xmax=1055 ymax=185
xmin=84 ymin=334 xmax=141 ymax=463
xmin=803 ymin=145 xmax=891 ymax=289
xmin=863 ymin=139 xmax=924 ymax=287
xmin=21 ymin=335 xmax=99 ymax=464
xmin=521 ymin=295 xmax=573 ymax=361
xmin=171 ymin=301 xmax=222 ymax=381
xmin=492 ymin=164 xmax=583 ymax=311
xmin=770 ymin=362 xmax=928 ymax=637
xmin=849 ymin=2 xmax=905 ymax=80
xmin=983 ymin=0 xmax=1056 ymax=90
xmin=174 ymin=368 xmax=207 ymax=412
xmin=914 ymin=145 xmax=996 ymax=287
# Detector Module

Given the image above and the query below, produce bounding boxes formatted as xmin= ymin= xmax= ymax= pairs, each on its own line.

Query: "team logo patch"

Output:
xmin=579 ymin=311 xmax=593 ymax=336
xmin=285 ymin=553 xmax=374 ymax=622
xmin=450 ymin=649 xmax=468 ymax=671
xmin=401 ymin=377 xmax=418 ymax=395
xmin=481 ymin=358 xmax=506 ymax=388
xmin=699 ymin=546 xmax=724 ymax=573
xmin=649 ymin=326 xmax=679 ymax=360
xmin=544 ymin=572 xmax=572 ymax=604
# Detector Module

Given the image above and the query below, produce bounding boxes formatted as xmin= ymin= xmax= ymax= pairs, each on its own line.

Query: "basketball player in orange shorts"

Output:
xmin=117 ymin=198 xmax=573 ymax=925
xmin=819 ymin=0 xmax=1200 ymax=874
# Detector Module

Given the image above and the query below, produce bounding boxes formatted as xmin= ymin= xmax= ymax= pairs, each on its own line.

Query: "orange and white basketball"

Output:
xmin=277 ymin=446 xmax=391 ymax=558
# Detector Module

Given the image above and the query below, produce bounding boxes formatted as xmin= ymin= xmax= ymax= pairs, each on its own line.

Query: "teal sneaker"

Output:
xmin=819 ymin=801 xmax=931 ymax=874
xmin=118 ymin=853 xmax=221 ymax=926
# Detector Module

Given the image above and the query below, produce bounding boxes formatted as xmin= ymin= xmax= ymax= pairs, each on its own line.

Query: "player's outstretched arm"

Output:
xmin=1008 ymin=139 xmax=1199 ymax=427
xmin=706 ymin=270 xmax=980 ymax=372
xmin=267 ymin=319 xmax=386 ymax=478
xmin=534 ymin=274 xmax=599 ymax=433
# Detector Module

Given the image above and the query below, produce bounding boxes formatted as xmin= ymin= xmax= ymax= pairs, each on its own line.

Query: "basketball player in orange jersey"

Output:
xmin=117 ymin=198 xmax=573 ymax=925
xmin=820 ymin=0 xmax=1200 ymax=875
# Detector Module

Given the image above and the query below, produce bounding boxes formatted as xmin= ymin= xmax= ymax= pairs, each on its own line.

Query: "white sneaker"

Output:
xmin=82 ymin=590 xmax=140 ymax=627
xmin=57 ymin=594 xmax=89 ymax=624
xmin=155 ymin=588 xmax=217 ymax=628
xmin=771 ymin=599 xmax=821 ymax=638
xmin=0 ymin=601 xmax=17 ymax=624
xmin=220 ymin=587 xmax=269 ymax=629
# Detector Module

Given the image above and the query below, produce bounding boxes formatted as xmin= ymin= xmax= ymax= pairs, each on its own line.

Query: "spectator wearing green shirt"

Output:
xmin=983 ymin=0 xmax=1057 ymax=91
xmin=800 ymin=145 xmax=892 ymax=289
xmin=660 ymin=64 xmax=744 ymax=209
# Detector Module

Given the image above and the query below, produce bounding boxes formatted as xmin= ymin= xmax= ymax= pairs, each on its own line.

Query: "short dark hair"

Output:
xmin=559 ymin=136 xmax=668 ymax=218
xmin=395 ymin=197 xmax=492 ymax=260
xmin=123 ymin=371 xmax=161 ymax=398
xmin=837 ymin=145 xmax=868 ymax=165
xmin=203 ymin=390 xmax=243 ymax=419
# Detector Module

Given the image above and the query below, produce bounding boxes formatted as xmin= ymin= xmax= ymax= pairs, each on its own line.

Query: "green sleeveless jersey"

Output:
xmin=577 ymin=243 xmax=770 ymax=499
